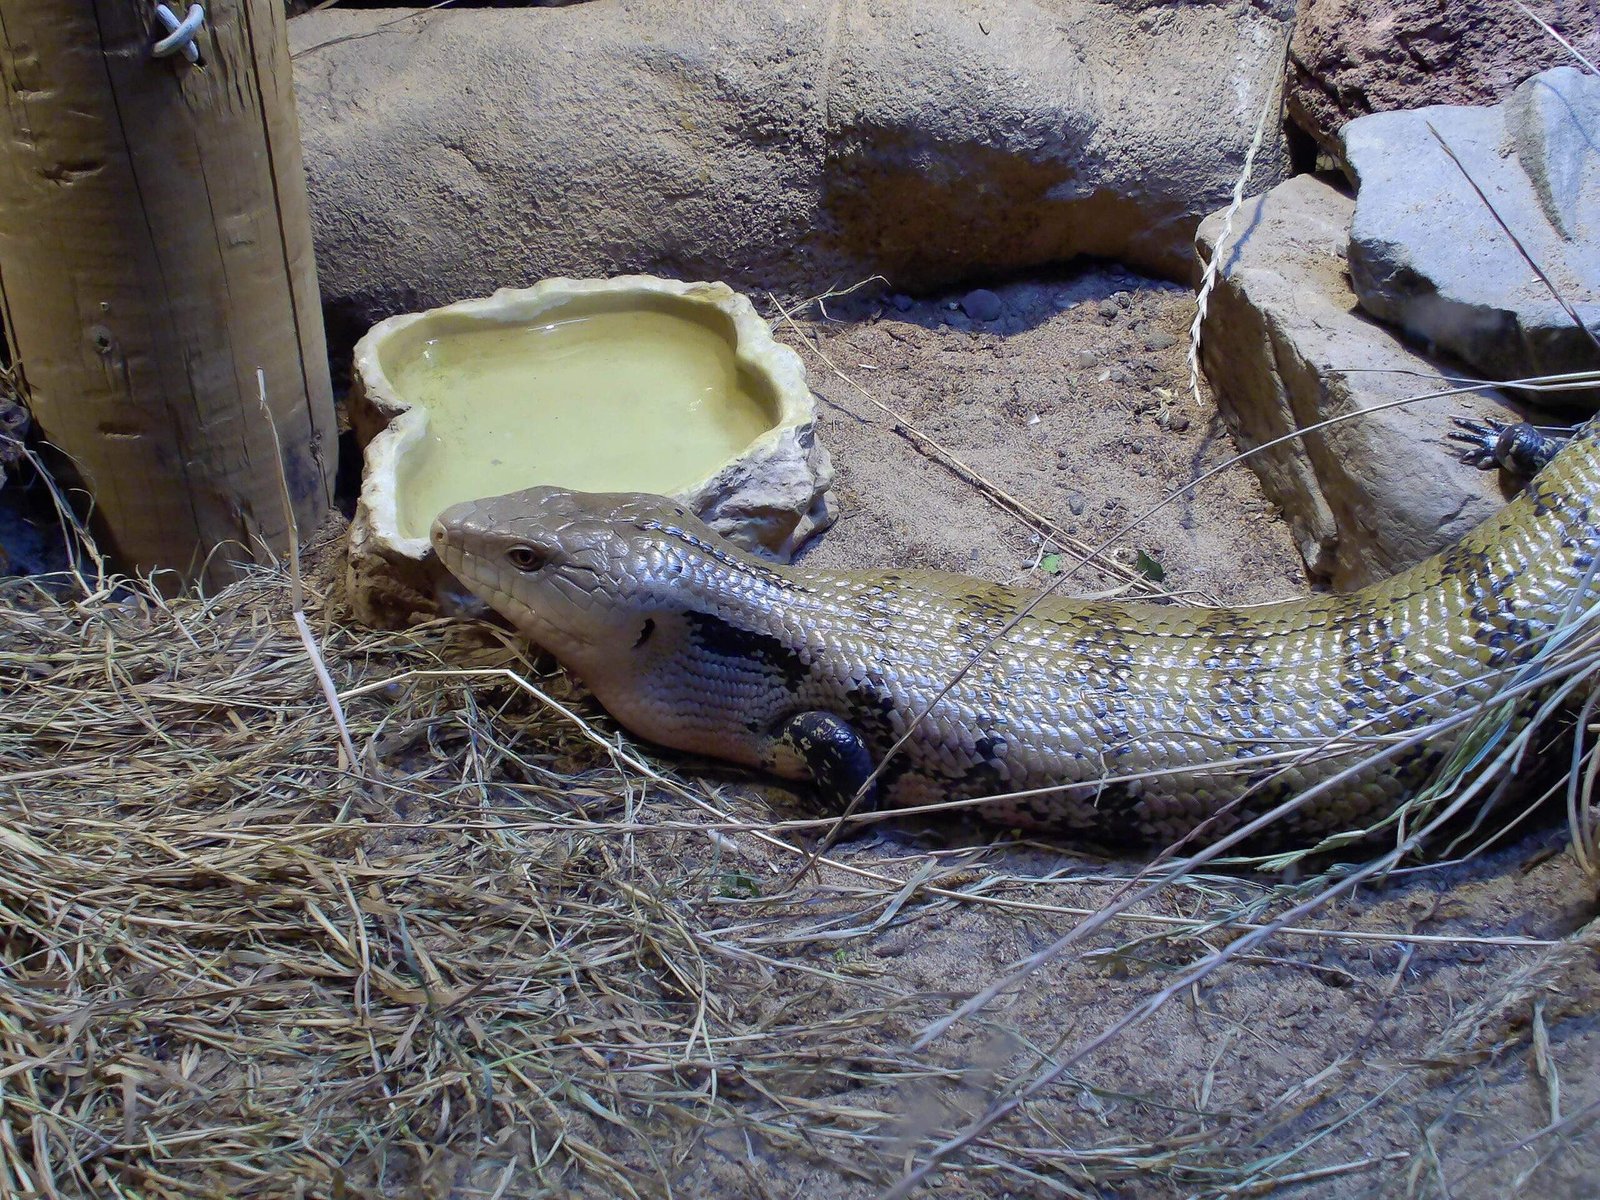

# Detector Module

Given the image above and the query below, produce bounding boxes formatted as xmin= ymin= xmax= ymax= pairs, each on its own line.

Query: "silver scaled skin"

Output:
xmin=432 ymin=420 xmax=1600 ymax=848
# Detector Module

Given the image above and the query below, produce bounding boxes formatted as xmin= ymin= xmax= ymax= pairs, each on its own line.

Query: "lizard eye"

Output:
xmin=506 ymin=544 xmax=549 ymax=572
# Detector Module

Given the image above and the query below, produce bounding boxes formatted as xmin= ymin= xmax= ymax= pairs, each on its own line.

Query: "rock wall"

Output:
xmin=289 ymin=0 xmax=1292 ymax=330
xmin=1287 ymin=0 xmax=1600 ymax=166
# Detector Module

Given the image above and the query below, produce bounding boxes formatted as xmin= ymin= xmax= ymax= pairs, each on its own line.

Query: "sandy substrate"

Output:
xmin=785 ymin=268 xmax=1305 ymax=609
xmin=392 ymin=265 xmax=1595 ymax=1197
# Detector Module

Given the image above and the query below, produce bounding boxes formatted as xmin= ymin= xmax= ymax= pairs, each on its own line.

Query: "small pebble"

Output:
xmin=1144 ymin=330 xmax=1178 ymax=351
xmin=889 ymin=293 xmax=914 ymax=312
xmin=1164 ymin=412 xmax=1191 ymax=432
xmin=1072 ymin=349 xmax=1099 ymax=370
xmin=960 ymin=288 xmax=1004 ymax=322
xmin=1108 ymin=366 xmax=1128 ymax=383
xmin=1113 ymin=290 xmax=1133 ymax=309
xmin=1067 ymin=492 xmax=1087 ymax=515
xmin=1097 ymin=299 xmax=1120 ymax=320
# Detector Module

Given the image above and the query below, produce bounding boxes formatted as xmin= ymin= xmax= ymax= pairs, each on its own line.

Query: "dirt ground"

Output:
xmin=376 ymin=266 xmax=1599 ymax=1197
xmin=380 ymin=267 xmax=1593 ymax=1196
xmin=787 ymin=269 xmax=1305 ymax=608
xmin=6 ymin=264 xmax=1597 ymax=1200
xmin=510 ymin=266 xmax=1600 ymax=1197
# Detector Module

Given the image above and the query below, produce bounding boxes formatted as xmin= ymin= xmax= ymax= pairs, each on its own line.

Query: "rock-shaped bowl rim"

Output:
xmin=353 ymin=274 xmax=814 ymax=559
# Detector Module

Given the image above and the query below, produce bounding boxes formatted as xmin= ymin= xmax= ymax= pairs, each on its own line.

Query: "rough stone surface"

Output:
xmin=1343 ymin=68 xmax=1600 ymax=399
xmin=289 ymin=0 xmax=1292 ymax=332
xmin=1287 ymin=0 xmax=1599 ymax=165
xmin=1196 ymin=174 xmax=1529 ymax=590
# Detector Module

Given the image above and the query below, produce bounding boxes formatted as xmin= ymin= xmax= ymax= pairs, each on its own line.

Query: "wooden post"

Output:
xmin=0 ymin=0 xmax=335 ymax=588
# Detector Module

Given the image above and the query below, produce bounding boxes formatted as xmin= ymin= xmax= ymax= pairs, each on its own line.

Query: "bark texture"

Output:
xmin=0 ymin=0 xmax=333 ymax=586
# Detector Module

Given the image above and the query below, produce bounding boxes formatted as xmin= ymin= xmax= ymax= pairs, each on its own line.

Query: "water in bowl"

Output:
xmin=391 ymin=307 xmax=777 ymax=538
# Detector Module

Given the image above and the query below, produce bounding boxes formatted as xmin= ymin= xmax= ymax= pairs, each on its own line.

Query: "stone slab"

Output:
xmin=1197 ymin=174 xmax=1529 ymax=590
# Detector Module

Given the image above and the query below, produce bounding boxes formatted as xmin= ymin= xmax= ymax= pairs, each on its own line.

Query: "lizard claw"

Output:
xmin=1447 ymin=416 xmax=1509 ymax=469
xmin=1448 ymin=415 xmax=1570 ymax=478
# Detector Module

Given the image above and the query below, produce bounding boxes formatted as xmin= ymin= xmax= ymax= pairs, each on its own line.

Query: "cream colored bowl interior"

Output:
xmin=379 ymin=293 xmax=782 ymax=540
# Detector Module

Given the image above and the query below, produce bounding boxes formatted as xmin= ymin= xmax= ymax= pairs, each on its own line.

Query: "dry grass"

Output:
xmin=4 ymin=304 xmax=1598 ymax=1199
xmin=0 ymin=531 xmax=962 ymax=1197
xmin=1 ymin=484 xmax=1597 ymax=1199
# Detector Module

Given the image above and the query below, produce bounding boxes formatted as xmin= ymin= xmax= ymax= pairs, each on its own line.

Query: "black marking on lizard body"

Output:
xmin=683 ymin=610 xmax=811 ymax=692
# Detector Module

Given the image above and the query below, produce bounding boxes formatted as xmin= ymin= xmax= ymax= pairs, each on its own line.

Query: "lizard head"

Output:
xmin=431 ymin=486 xmax=742 ymax=671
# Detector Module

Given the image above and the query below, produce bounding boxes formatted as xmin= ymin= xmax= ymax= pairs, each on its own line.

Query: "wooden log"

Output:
xmin=0 ymin=0 xmax=335 ymax=588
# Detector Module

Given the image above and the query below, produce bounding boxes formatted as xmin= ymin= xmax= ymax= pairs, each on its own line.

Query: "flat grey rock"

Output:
xmin=1197 ymin=174 xmax=1527 ymax=590
xmin=288 ymin=1 xmax=1292 ymax=330
xmin=1342 ymin=67 xmax=1600 ymax=398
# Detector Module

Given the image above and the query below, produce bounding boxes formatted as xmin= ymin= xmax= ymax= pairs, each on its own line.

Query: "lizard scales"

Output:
xmin=432 ymin=420 xmax=1600 ymax=847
